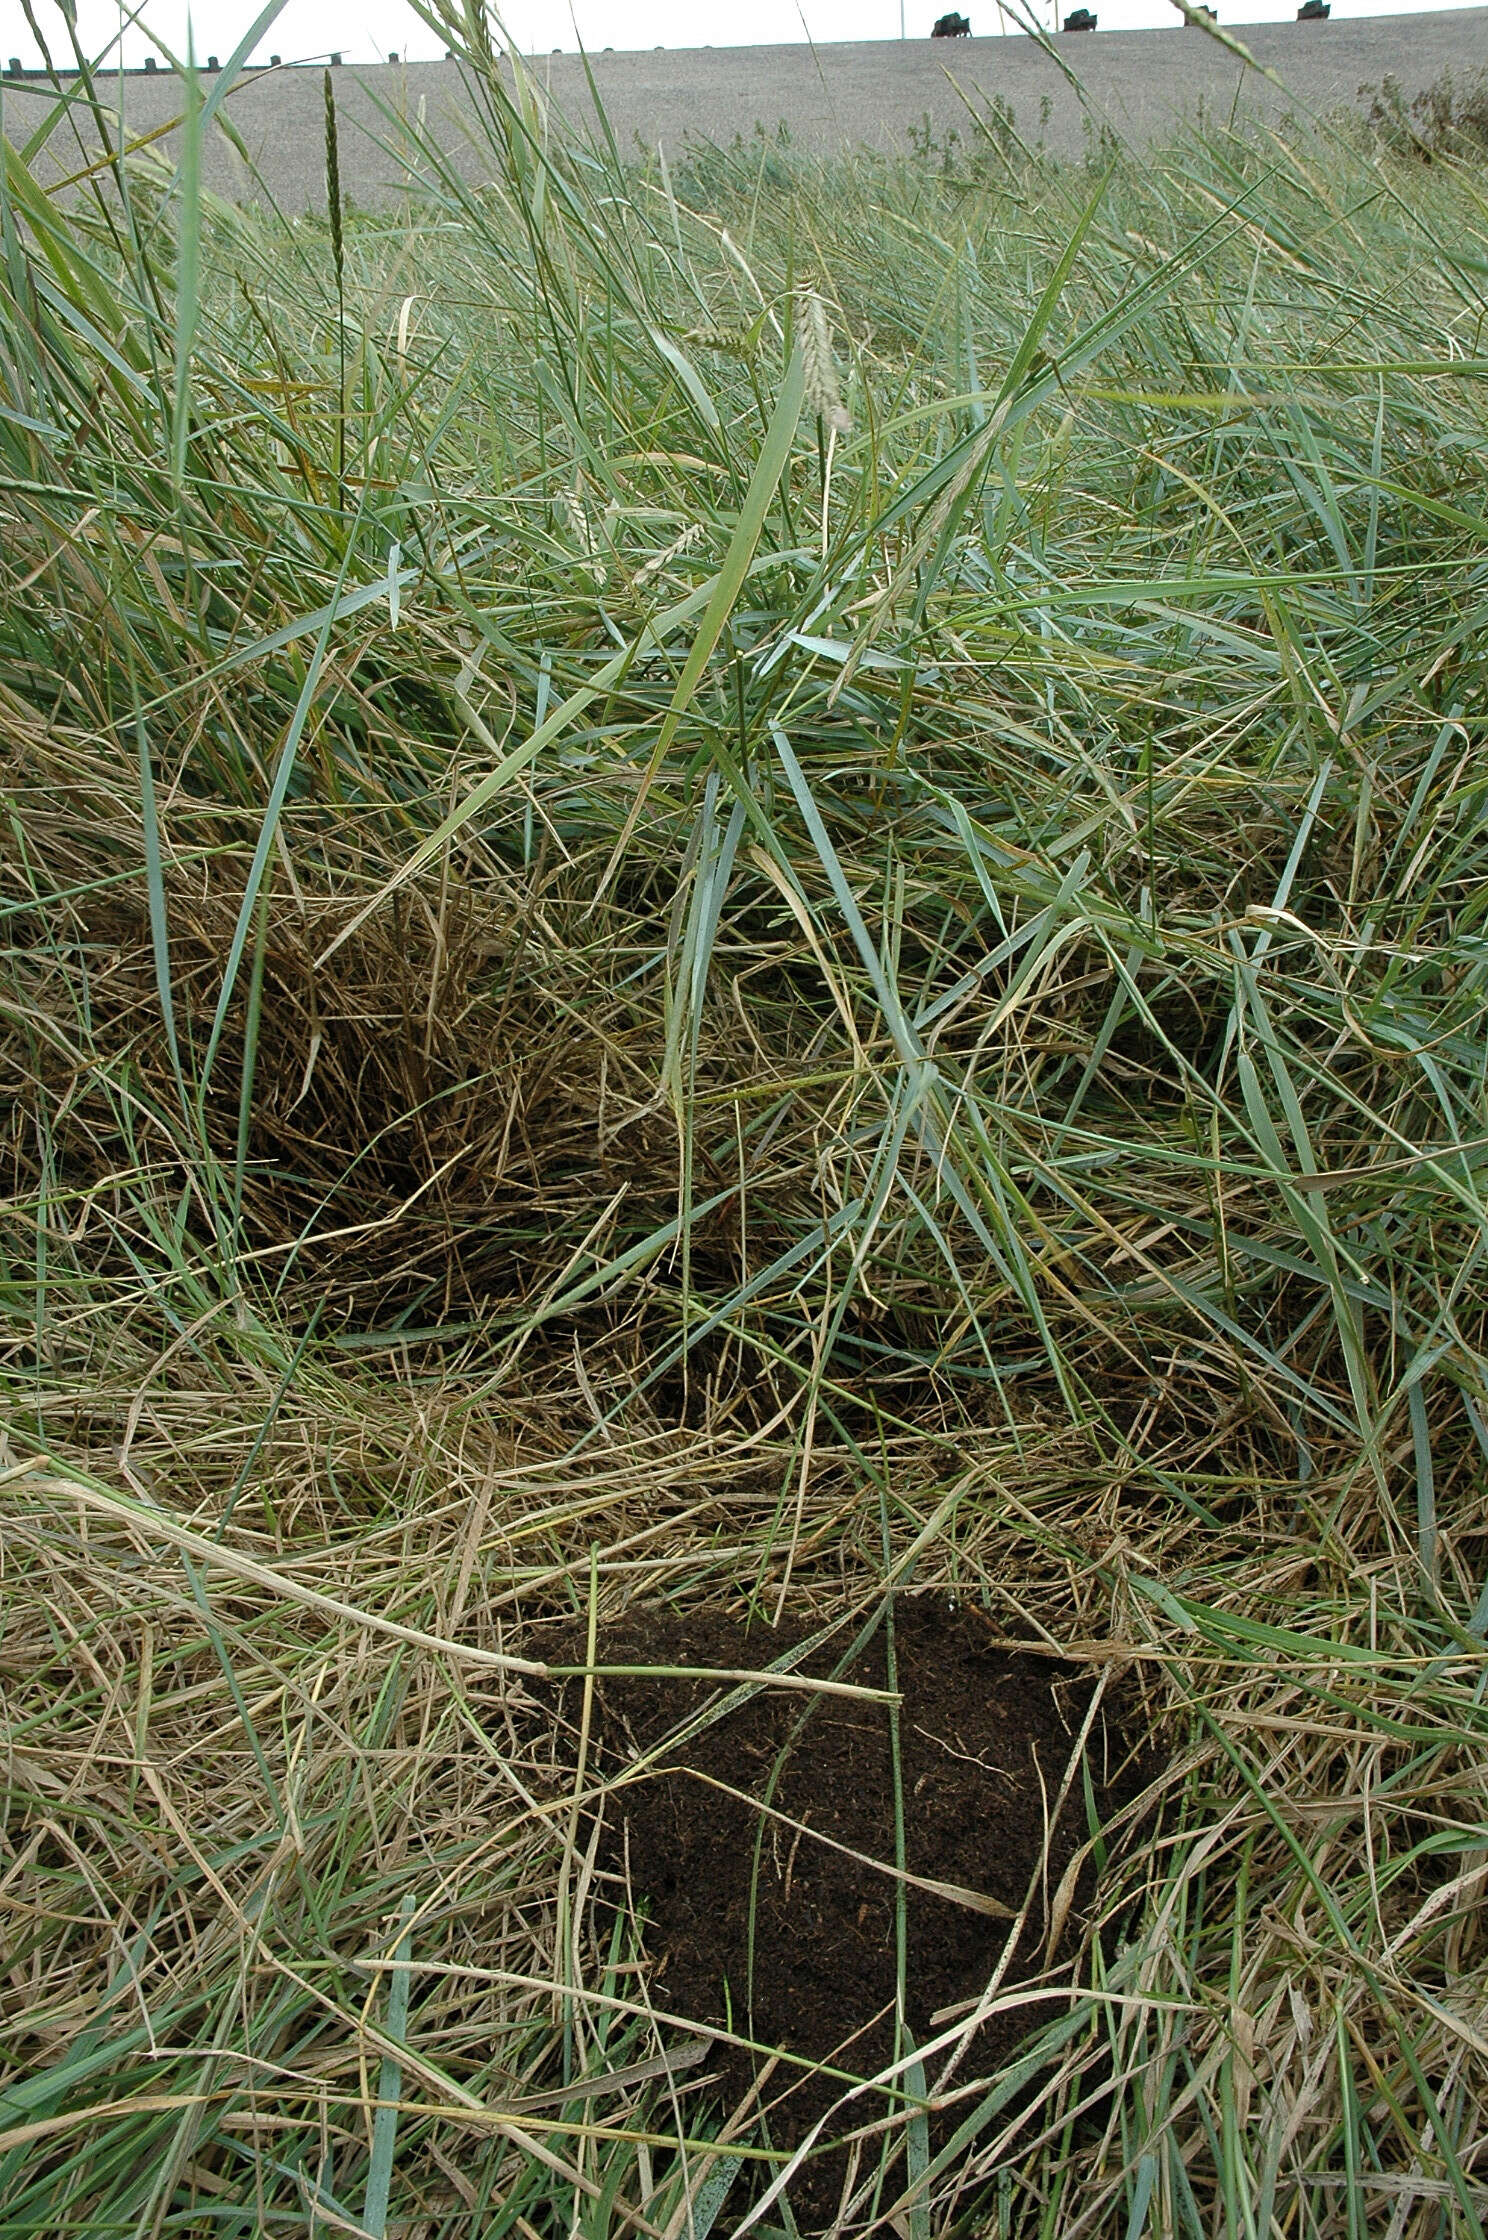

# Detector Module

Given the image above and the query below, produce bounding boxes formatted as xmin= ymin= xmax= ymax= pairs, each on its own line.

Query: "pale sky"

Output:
xmin=4 ymin=0 xmax=1480 ymax=75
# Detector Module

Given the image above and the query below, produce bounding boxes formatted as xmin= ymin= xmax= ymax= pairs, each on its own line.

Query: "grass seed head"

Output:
xmin=323 ymin=69 xmax=345 ymax=292
xmin=798 ymin=286 xmax=852 ymax=434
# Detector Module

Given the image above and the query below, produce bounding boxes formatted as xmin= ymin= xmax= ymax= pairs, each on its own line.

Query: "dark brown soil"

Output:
xmin=545 ymin=1598 xmax=1154 ymax=2230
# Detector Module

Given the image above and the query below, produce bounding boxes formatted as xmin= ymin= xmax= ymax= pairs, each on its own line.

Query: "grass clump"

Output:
xmin=1359 ymin=64 xmax=1488 ymax=162
xmin=3 ymin=15 xmax=1488 ymax=2235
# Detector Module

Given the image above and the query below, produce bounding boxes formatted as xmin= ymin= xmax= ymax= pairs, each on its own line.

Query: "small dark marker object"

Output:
xmin=1064 ymin=8 xmax=1096 ymax=27
xmin=931 ymin=10 xmax=971 ymax=31
xmin=143 ymin=54 xmax=157 ymax=70
xmin=1296 ymin=0 xmax=1329 ymax=17
xmin=330 ymin=50 xmax=341 ymax=64
xmin=5 ymin=57 xmax=21 ymax=75
xmin=269 ymin=53 xmax=281 ymax=65
xmin=207 ymin=53 xmax=219 ymax=68
xmin=388 ymin=50 xmax=398 ymax=62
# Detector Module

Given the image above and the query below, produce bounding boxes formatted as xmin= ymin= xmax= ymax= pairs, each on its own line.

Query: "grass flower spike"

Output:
xmin=798 ymin=287 xmax=852 ymax=434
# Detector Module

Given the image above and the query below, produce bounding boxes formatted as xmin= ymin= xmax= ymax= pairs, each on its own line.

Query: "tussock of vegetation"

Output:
xmin=1360 ymin=63 xmax=1488 ymax=162
xmin=4 ymin=10 xmax=1488 ymax=2233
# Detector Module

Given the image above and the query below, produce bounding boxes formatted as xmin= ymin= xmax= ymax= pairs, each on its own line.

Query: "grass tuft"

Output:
xmin=3 ymin=19 xmax=1488 ymax=2235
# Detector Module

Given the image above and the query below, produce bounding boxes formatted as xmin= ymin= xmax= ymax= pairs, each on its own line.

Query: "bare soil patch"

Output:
xmin=550 ymin=1598 xmax=1154 ymax=2228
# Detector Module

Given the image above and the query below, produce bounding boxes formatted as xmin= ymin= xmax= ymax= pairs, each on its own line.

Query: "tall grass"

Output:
xmin=3 ymin=17 xmax=1488 ymax=2235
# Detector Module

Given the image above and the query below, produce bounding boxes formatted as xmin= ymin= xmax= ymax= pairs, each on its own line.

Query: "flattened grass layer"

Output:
xmin=3 ymin=27 xmax=1488 ymax=2236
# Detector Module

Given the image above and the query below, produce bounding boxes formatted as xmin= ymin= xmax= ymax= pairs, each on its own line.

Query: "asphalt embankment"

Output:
xmin=7 ymin=8 xmax=1487 ymax=207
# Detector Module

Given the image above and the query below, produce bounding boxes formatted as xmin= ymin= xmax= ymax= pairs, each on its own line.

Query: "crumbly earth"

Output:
xmin=547 ymin=1598 xmax=1153 ymax=2229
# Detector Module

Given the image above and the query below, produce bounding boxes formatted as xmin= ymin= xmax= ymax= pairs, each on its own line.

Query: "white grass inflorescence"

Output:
xmin=797 ymin=286 xmax=853 ymax=436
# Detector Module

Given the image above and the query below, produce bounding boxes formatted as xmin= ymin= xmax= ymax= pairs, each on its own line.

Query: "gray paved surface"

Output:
xmin=6 ymin=8 xmax=1486 ymax=208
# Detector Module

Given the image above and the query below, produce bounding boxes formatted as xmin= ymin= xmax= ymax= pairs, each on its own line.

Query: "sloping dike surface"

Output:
xmin=547 ymin=1599 xmax=1154 ymax=2228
